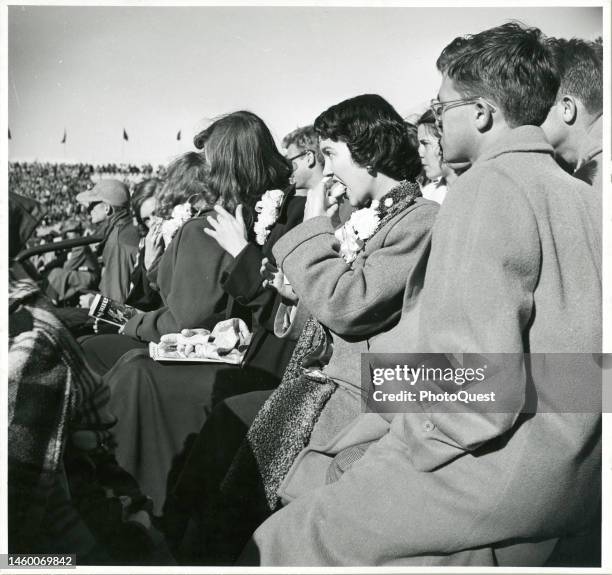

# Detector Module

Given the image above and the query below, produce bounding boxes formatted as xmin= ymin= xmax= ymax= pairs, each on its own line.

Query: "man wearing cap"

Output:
xmin=76 ymin=179 xmax=140 ymax=305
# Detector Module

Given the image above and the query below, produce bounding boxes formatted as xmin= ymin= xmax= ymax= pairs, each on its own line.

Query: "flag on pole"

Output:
xmin=123 ymin=128 xmax=129 ymax=141
xmin=61 ymin=129 xmax=66 ymax=144
xmin=8 ymin=128 xmax=11 ymax=140
xmin=176 ymin=130 xmax=181 ymax=141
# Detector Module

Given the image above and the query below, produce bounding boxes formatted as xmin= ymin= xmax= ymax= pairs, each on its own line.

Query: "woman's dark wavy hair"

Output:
xmin=193 ymin=111 xmax=292 ymax=213
xmin=313 ymin=94 xmax=421 ymax=182
xmin=155 ymin=152 xmax=211 ymax=219
xmin=436 ymin=22 xmax=560 ymax=128
xmin=131 ymin=178 xmax=162 ymax=235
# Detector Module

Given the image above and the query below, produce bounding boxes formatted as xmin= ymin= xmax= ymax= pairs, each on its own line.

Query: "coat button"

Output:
xmin=423 ymin=420 xmax=435 ymax=432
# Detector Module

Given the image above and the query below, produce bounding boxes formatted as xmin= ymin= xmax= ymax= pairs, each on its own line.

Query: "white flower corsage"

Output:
xmin=161 ymin=201 xmax=193 ymax=247
xmin=254 ymin=189 xmax=284 ymax=245
xmin=334 ymin=201 xmax=381 ymax=264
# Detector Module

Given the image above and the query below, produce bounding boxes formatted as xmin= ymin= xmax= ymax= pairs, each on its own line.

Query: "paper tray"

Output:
xmin=149 ymin=342 xmax=243 ymax=365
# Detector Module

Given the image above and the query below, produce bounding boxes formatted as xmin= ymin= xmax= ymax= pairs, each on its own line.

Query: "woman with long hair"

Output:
xmin=103 ymin=111 xmax=305 ymax=517
xmin=131 ymin=177 xmax=161 ymax=236
xmin=125 ymin=177 xmax=163 ymax=311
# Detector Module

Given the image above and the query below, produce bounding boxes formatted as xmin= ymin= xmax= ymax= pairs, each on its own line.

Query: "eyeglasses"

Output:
xmin=287 ymin=149 xmax=314 ymax=162
xmin=87 ymin=201 xmax=102 ymax=213
xmin=429 ymin=97 xmax=497 ymax=122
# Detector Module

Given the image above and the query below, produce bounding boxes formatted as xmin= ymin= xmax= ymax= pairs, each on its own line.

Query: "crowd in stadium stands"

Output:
xmin=7 ymin=25 xmax=604 ymax=569
xmin=9 ymin=162 xmax=167 ymax=236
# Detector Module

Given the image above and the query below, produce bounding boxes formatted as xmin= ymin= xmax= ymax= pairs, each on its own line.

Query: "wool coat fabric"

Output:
xmin=98 ymin=213 xmax=140 ymax=304
xmin=125 ymin=244 xmax=163 ymax=312
xmin=81 ymin=212 xmax=234 ymax=376
xmin=121 ymin=212 xmax=233 ymax=343
xmin=252 ymin=127 xmax=601 ymax=566
xmin=274 ymin=197 xmax=439 ymax=395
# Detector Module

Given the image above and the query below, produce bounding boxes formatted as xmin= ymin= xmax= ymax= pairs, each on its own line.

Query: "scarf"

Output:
xmin=8 ymin=277 xmax=160 ymax=559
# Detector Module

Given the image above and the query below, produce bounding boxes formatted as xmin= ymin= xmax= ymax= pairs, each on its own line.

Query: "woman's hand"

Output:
xmin=303 ymin=177 xmax=346 ymax=221
xmin=203 ymin=205 xmax=248 ymax=257
xmin=260 ymin=257 xmax=299 ymax=304
xmin=143 ymin=218 xmax=164 ymax=270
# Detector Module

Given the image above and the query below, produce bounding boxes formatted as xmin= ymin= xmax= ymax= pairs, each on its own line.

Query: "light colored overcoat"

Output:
xmin=254 ymin=127 xmax=602 ymax=566
xmin=274 ymin=197 xmax=439 ymax=395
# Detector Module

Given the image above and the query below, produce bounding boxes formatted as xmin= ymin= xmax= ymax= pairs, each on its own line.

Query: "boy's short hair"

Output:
xmin=282 ymin=125 xmax=325 ymax=168
xmin=546 ymin=37 xmax=603 ymax=115
xmin=436 ymin=22 xmax=560 ymax=128
xmin=314 ymin=94 xmax=422 ymax=182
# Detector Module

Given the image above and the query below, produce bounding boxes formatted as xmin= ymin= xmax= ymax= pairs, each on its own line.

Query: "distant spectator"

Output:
xmin=416 ymin=109 xmax=468 ymax=204
xmin=76 ymin=179 xmax=140 ymax=305
xmin=45 ymin=219 xmax=101 ymax=306
xmin=282 ymin=126 xmax=324 ymax=193
xmin=125 ymin=178 xmax=164 ymax=312
xmin=131 ymin=178 xmax=161 ymax=236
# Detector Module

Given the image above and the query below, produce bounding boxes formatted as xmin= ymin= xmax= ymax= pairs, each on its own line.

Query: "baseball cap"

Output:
xmin=76 ymin=179 xmax=130 ymax=207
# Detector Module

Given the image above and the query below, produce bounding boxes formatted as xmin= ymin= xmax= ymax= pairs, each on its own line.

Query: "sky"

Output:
xmin=7 ymin=4 xmax=603 ymax=166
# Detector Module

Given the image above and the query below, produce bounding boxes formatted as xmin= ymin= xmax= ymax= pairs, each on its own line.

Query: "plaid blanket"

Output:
xmin=8 ymin=278 xmax=169 ymax=563
xmin=9 ymin=279 xmax=115 ymax=550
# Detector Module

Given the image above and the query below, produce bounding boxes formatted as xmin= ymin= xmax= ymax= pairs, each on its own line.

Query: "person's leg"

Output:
xmin=169 ymin=390 xmax=274 ymax=564
xmin=248 ymin=428 xmax=515 ymax=566
xmin=53 ymin=306 xmax=95 ymax=338
xmin=78 ymin=333 xmax=147 ymax=377
xmin=106 ymin=353 xmax=238 ymax=516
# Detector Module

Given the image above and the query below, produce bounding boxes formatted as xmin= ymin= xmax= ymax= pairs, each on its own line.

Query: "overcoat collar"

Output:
xmin=475 ymin=125 xmax=554 ymax=165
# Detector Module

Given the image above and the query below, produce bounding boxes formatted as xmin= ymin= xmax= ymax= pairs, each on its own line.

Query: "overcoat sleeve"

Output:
xmin=125 ymin=248 xmax=163 ymax=312
xmin=122 ymin=216 xmax=232 ymax=343
xmin=272 ymin=203 xmax=438 ymax=338
xmin=98 ymin=231 xmax=139 ymax=303
xmin=221 ymin=243 xmax=270 ymax=308
xmin=221 ymin=194 xmax=306 ymax=313
xmin=400 ymin=172 xmax=541 ymax=471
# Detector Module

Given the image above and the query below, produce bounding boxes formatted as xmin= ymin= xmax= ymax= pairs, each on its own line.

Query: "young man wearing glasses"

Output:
xmin=282 ymin=125 xmax=325 ymax=194
xmin=247 ymin=23 xmax=601 ymax=567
